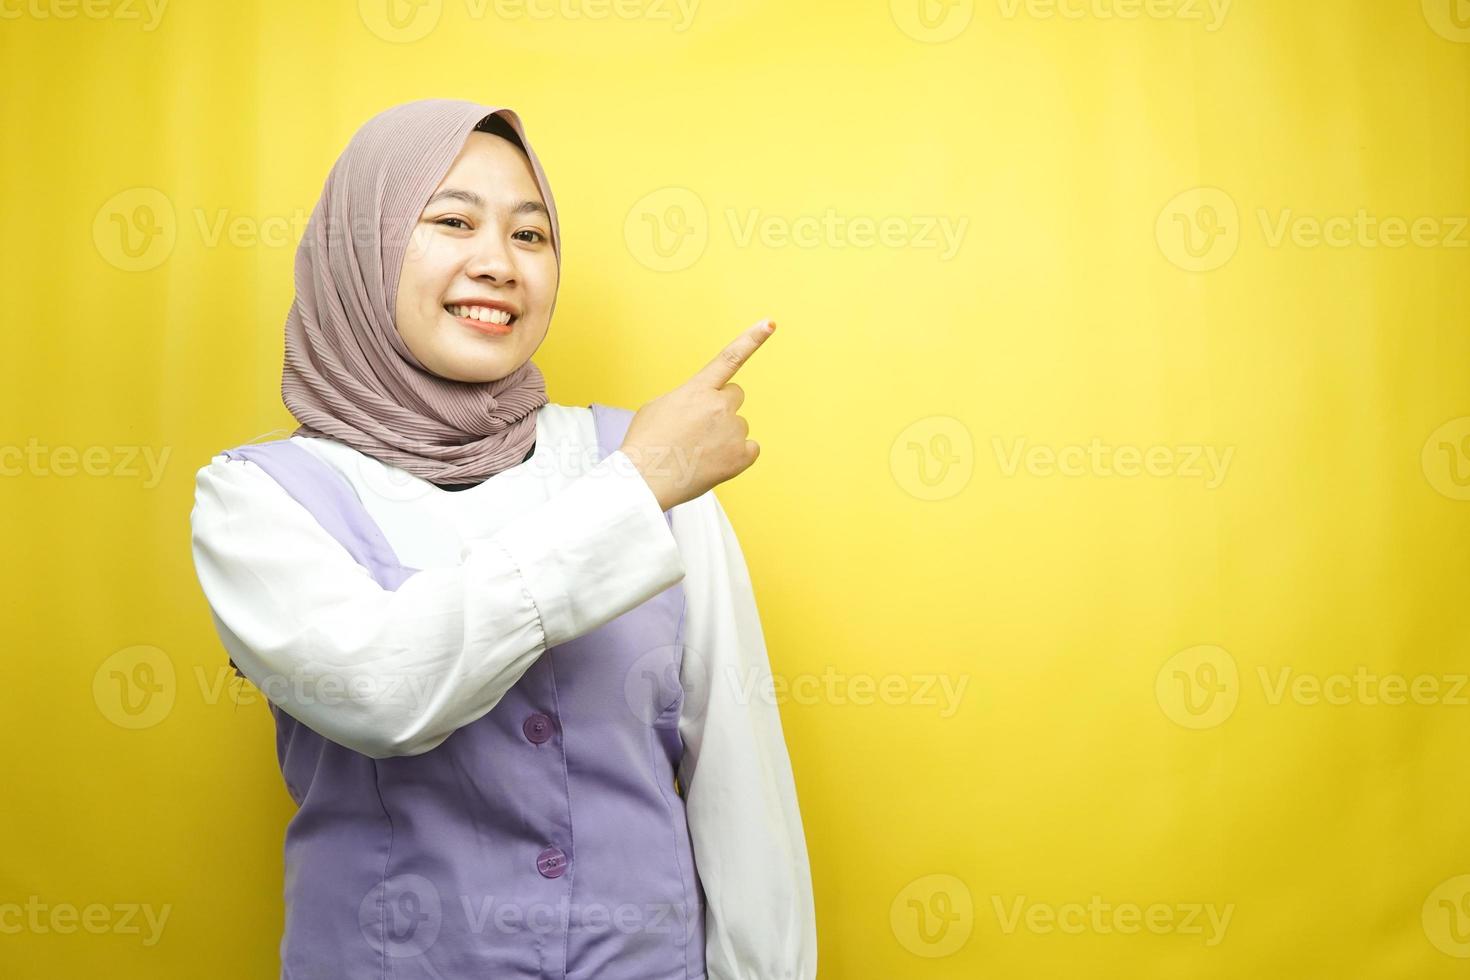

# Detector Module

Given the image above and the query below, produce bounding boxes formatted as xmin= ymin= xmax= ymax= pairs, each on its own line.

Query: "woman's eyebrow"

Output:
xmin=425 ymin=187 xmax=548 ymax=218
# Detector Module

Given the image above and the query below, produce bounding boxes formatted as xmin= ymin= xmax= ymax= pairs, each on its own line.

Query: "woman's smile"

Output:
xmin=444 ymin=301 xmax=517 ymax=335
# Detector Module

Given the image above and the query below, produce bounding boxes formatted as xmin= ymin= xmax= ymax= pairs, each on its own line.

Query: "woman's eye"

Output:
xmin=431 ymin=218 xmax=544 ymax=242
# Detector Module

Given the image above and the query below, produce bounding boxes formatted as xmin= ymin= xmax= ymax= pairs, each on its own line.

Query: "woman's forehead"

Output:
xmin=423 ymin=185 xmax=550 ymax=222
xmin=434 ymin=133 xmax=544 ymax=201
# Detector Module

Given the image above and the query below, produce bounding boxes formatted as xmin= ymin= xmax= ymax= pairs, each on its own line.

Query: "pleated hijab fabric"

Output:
xmin=281 ymin=99 xmax=561 ymax=483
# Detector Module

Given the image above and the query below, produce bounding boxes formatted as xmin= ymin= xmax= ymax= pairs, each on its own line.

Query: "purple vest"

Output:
xmin=218 ymin=403 xmax=708 ymax=980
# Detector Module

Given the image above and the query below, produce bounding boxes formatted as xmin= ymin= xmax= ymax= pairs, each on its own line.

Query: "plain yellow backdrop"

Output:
xmin=2 ymin=0 xmax=1469 ymax=976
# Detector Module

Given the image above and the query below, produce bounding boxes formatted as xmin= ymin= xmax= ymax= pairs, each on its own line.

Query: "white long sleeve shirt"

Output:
xmin=189 ymin=401 xmax=817 ymax=980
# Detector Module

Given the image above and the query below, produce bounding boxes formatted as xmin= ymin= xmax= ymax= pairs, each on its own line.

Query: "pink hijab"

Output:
xmin=282 ymin=99 xmax=561 ymax=483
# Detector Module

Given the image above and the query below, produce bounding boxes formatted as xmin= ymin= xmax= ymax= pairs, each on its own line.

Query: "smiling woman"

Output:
xmin=188 ymin=98 xmax=814 ymax=980
xmin=395 ymin=114 xmax=561 ymax=384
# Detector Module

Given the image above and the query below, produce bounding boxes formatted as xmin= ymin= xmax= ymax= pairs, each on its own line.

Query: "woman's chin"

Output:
xmin=426 ymin=346 xmax=523 ymax=384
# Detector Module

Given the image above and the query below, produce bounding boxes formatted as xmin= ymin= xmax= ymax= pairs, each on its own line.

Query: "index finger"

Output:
xmin=691 ymin=319 xmax=776 ymax=390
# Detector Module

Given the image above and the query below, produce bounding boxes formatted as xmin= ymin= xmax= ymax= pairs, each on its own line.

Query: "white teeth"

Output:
xmin=449 ymin=305 xmax=513 ymax=325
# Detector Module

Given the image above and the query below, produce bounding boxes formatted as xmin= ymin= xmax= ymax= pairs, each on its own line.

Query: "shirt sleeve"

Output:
xmin=189 ymin=447 xmax=685 ymax=759
xmin=671 ymin=490 xmax=818 ymax=980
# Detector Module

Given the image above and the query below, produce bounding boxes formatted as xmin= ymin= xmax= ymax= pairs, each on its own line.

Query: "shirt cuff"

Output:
xmin=489 ymin=448 xmax=686 ymax=648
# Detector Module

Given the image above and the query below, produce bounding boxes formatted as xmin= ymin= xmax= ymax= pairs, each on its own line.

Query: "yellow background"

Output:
xmin=3 ymin=0 xmax=1469 ymax=976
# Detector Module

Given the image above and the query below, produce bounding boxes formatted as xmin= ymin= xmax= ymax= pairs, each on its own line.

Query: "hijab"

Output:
xmin=281 ymin=98 xmax=561 ymax=484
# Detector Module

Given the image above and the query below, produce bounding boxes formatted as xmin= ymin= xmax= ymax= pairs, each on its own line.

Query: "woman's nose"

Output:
xmin=465 ymin=233 xmax=516 ymax=283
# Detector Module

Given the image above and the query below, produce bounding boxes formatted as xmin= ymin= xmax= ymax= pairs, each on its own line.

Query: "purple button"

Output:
xmin=522 ymin=713 xmax=554 ymax=744
xmin=536 ymin=845 xmax=568 ymax=879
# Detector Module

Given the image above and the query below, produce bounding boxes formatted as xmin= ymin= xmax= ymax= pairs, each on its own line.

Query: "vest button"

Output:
xmin=536 ymin=845 xmax=568 ymax=879
xmin=522 ymin=713 xmax=555 ymax=744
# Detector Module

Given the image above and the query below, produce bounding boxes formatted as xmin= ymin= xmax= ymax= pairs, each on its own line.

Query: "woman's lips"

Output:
xmin=450 ymin=309 xmax=514 ymax=336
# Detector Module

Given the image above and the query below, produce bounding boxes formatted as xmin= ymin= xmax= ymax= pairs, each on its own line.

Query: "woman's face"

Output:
xmin=395 ymin=131 xmax=558 ymax=383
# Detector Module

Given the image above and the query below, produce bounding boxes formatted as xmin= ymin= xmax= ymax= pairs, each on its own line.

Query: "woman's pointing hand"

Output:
xmin=621 ymin=319 xmax=777 ymax=511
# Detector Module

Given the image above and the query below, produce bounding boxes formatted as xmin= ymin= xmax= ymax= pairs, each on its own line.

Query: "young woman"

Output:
xmin=189 ymin=98 xmax=816 ymax=980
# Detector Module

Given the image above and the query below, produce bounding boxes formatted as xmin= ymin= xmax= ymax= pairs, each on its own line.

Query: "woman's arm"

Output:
xmin=672 ymin=490 xmax=818 ymax=980
xmin=189 ymin=447 xmax=685 ymax=759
